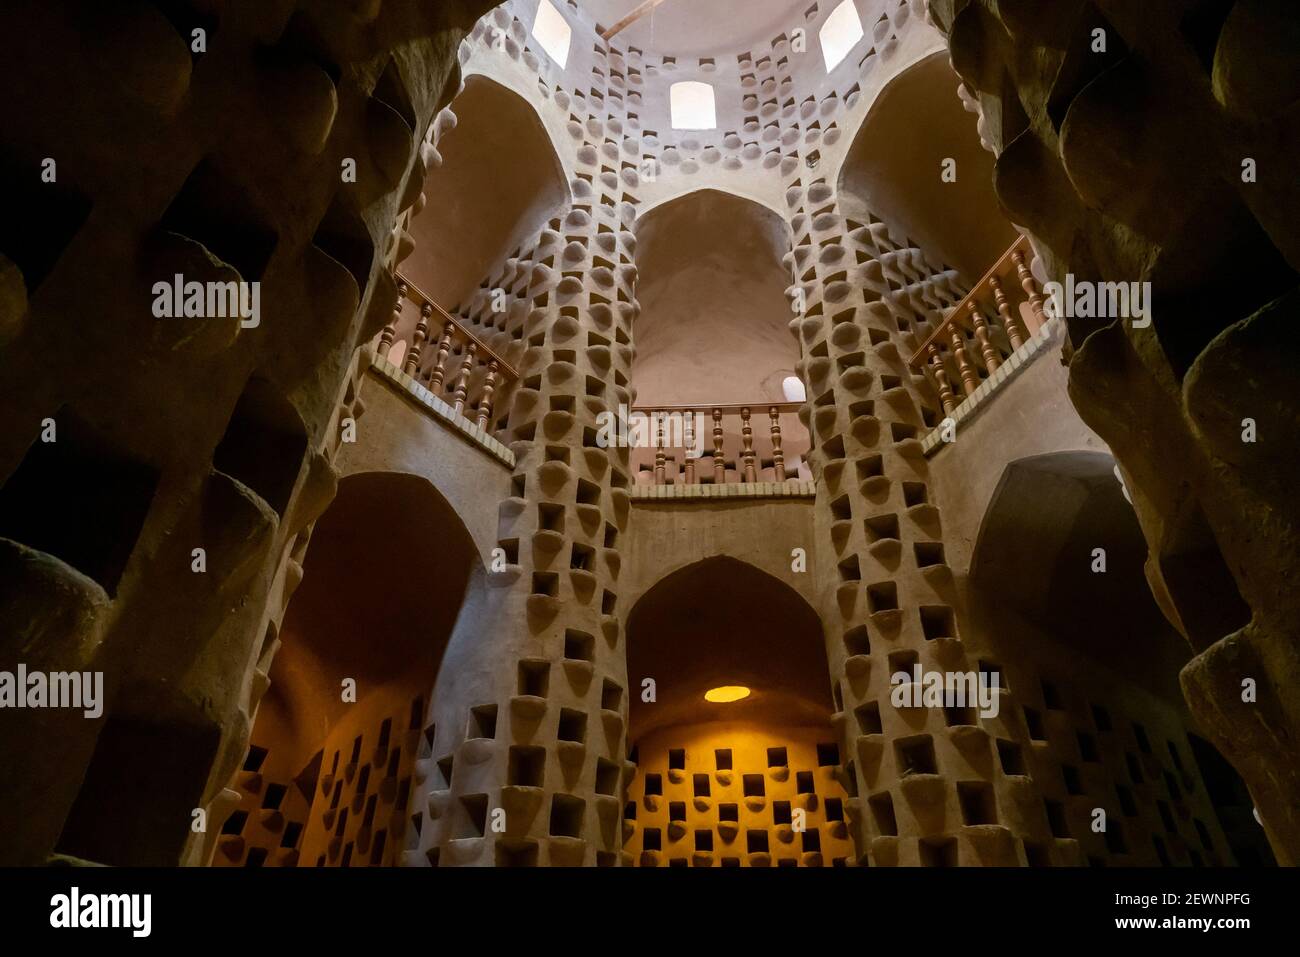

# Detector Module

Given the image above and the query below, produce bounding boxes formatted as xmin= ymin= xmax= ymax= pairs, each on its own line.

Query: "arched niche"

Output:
xmin=970 ymin=450 xmax=1189 ymax=697
xmin=629 ymin=189 xmax=808 ymax=483
xmin=622 ymin=556 xmax=853 ymax=866
xmin=626 ymin=555 xmax=832 ymax=739
xmin=216 ymin=470 xmax=481 ymax=866
xmin=631 ymin=188 xmax=797 ymax=408
xmin=403 ymin=74 xmax=570 ymax=312
xmin=838 ymin=50 xmax=1016 ymax=284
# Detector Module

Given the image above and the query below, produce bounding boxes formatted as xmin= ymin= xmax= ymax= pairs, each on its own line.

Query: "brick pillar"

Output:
xmin=409 ymin=178 xmax=640 ymax=865
xmin=786 ymin=180 xmax=1062 ymax=866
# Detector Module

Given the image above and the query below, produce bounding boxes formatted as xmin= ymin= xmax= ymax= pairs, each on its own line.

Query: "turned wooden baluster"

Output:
xmin=428 ymin=322 xmax=454 ymax=392
xmin=377 ymin=282 xmax=406 ymax=358
xmin=475 ymin=360 xmax=498 ymax=431
xmin=654 ymin=411 xmax=666 ymax=486
xmin=769 ymin=407 xmax=784 ymax=481
xmin=683 ymin=413 xmax=696 ymax=484
xmin=403 ymin=302 xmax=433 ymax=375
xmin=451 ymin=341 xmax=477 ymax=416
xmin=967 ymin=301 xmax=1000 ymax=373
xmin=928 ymin=344 xmax=958 ymax=416
xmin=740 ymin=408 xmax=757 ymax=482
xmin=712 ymin=408 xmax=725 ymax=484
xmin=1012 ymin=248 xmax=1047 ymax=333
xmin=950 ymin=327 xmax=980 ymax=396
xmin=989 ymin=275 xmax=1027 ymax=350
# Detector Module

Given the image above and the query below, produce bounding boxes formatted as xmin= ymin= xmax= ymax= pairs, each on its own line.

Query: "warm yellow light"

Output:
xmin=704 ymin=685 xmax=751 ymax=703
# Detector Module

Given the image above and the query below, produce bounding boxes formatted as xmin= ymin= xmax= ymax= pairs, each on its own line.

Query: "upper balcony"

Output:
xmin=363 ymin=12 xmax=1093 ymax=527
xmin=908 ymin=234 xmax=1059 ymax=453
xmin=369 ymin=274 xmax=519 ymax=466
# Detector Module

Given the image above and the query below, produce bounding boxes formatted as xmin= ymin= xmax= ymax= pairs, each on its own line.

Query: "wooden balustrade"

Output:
xmin=375 ymin=274 xmax=519 ymax=431
xmin=908 ymin=235 xmax=1048 ymax=417
xmin=632 ymin=402 xmax=804 ymax=485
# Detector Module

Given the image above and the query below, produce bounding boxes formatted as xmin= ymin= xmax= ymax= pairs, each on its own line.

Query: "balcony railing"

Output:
xmin=908 ymin=235 xmax=1049 ymax=417
xmin=373 ymin=274 xmax=519 ymax=432
xmin=631 ymin=402 xmax=806 ymax=485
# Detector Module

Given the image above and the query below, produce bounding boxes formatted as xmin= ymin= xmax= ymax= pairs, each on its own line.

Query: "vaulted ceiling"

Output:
xmin=839 ymin=51 xmax=1016 ymax=283
xmin=405 ymin=75 xmax=567 ymax=312
xmin=627 ymin=557 xmax=834 ymax=741
xmin=631 ymin=189 xmax=797 ymax=407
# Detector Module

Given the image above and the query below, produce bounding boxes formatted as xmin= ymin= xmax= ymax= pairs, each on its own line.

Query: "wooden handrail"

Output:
xmin=631 ymin=401 xmax=802 ymax=415
xmin=393 ymin=272 xmax=519 ymax=379
xmin=909 ymin=234 xmax=1030 ymax=368
xmin=904 ymin=234 xmax=1051 ymax=419
xmin=629 ymin=402 xmax=807 ymax=486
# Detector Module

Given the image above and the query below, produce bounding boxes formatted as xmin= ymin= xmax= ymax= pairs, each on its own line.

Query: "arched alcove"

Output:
xmin=402 ymin=74 xmax=569 ymax=312
xmin=622 ymin=556 xmax=852 ymax=866
xmin=628 ymin=556 xmax=830 ymax=735
xmin=970 ymin=450 xmax=1188 ymax=695
xmin=215 ymin=470 xmax=481 ymax=867
xmin=968 ymin=451 xmax=1266 ymax=866
xmin=632 ymin=189 xmax=797 ymax=407
xmin=630 ymin=189 xmax=809 ymax=484
xmin=838 ymin=50 xmax=1016 ymax=284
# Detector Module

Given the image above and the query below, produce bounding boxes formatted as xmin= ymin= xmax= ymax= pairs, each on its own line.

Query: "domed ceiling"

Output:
xmin=582 ymin=0 xmax=811 ymax=57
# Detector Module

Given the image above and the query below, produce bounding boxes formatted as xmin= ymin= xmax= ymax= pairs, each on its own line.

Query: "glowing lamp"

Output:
xmin=704 ymin=686 xmax=751 ymax=703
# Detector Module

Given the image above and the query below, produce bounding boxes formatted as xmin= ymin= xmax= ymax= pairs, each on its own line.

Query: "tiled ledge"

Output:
xmin=363 ymin=348 xmax=516 ymax=469
xmin=921 ymin=317 xmax=1063 ymax=456
xmin=631 ymin=480 xmax=817 ymax=502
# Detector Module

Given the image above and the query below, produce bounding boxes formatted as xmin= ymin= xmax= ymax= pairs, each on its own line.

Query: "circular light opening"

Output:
xmin=704 ymin=686 xmax=751 ymax=703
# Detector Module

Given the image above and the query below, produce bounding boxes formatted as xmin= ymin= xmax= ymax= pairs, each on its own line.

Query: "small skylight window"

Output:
xmin=532 ymin=0 xmax=572 ymax=69
xmin=820 ymin=0 xmax=865 ymax=72
xmin=670 ymin=81 xmax=717 ymax=130
xmin=782 ymin=375 xmax=807 ymax=403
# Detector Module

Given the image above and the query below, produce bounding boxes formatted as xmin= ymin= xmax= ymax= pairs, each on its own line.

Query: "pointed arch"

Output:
xmin=631 ymin=188 xmax=797 ymax=407
xmin=404 ymin=73 xmax=571 ymax=312
xmin=836 ymin=50 xmax=1016 ymax=283
xmin=626 ymin=555 xmax=830 ymax=740
xmin=970 ymin=451 xmax=1188 ymax=693
xmin=216 ymin=470 xmax=483 ymax=866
